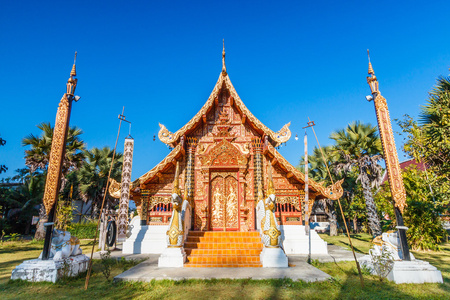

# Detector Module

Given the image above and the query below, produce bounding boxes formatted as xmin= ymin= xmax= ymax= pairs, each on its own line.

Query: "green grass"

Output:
xmin=1 ymin=238 xmax=449 ymax=299
xmin=319 ymin=233 xmax=374 ymax=254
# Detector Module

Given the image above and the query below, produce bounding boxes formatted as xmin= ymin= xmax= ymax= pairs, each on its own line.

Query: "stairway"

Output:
xmin=184 ymin=231 xmax=263 ymax=267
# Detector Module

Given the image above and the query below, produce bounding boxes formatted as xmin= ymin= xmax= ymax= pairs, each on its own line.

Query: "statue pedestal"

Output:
xmin=11 ymin=254 xmax=90 ymax=283
xmin=260 ymin=247 xmax=288 ymax=268
xmin=359 ymin=255 xmax=443 ymax=284
xmin=158 ymin=247 xmax=186 ymax=268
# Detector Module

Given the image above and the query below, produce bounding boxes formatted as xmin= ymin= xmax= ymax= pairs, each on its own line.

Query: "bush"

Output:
xmin=69 ymin=221 xmax=97 ymax=239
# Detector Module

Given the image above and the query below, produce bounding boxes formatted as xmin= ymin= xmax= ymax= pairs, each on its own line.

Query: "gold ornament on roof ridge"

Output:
xmin=222 ymin=39 xmax=227 ymax=76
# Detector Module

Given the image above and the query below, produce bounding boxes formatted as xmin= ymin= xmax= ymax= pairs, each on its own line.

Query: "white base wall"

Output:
xmin=280 ymin=225 xmax=328 ymax=255
xmin=158 ymin=247 xmax=187 ymax=267
xmin=359 ymin=255 xmax=443 ymax=284
xmin=260 ymin=247 xmax=289 ymax=268
xmin=11 ymin=255 xmax=90 ymax=283
xmin=122 ymin=217 xmax=168 ymax=254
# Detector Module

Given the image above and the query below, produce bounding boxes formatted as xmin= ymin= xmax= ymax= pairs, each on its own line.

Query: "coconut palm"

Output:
xmin=4 ymin=175 xmax=44 ymax=234
xmin=419 ymin=75 xmax=450 ymax=180
xmin=22 ymin=122 xmax=85 ymax=239
xmin=22 ymin=122 xmax=86 ymax=175
xmin=77 ymin=147 xmax=122 ymax=217
xmin=330 ymin=121 xmax=383 ymax=237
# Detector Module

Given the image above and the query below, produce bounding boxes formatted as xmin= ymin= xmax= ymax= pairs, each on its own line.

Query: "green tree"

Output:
xmin=22 ymin=122 xmax=86 ymax=239
xmin=331 ymin=121 xmax=383 ymax=237
xmin=77 ymin=147 xmax=122 ymax=217
xmin=419 ymin=75 xmax=450 ymax=179
xmin=2 ymin=174 xmax=44 ymax=234
xmin=22 ymin=122 xmax=86 ymax=174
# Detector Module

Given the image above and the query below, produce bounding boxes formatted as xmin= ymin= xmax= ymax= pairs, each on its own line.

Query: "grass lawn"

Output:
xmin=0 ymin=236 xmax=449 ymax=299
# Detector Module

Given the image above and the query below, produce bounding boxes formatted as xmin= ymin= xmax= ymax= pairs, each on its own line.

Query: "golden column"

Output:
xmin=366 ymin=51 xmax=410 ymax=261
xmin=41 ymin=53 xmax=79 ymax=260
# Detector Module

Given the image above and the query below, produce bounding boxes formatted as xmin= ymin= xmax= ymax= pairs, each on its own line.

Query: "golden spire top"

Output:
xmin=222 ymin=39 xmax=227 ymax=76
xmin=70 ymin=51 xmax=77 ymax=77
xmin=367 ymin=49 xmax=374 ymax=75
xmin=66 ymin=51 xmax=78 ymax=95
xmin=366 ymin=49 xmax=379 ymax=95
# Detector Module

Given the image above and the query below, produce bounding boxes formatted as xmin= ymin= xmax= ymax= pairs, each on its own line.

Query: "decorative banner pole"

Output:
xmin=307 ymin=118 xmax=364 ymax=288
xmin=117 ymin=135 xmax=134 ymax=242
xmin=41 ymin=53 xmax=79 ymax=260
xmin=302 ymin=120 xmax=316 ymax=236
xmin=366 ymin=50 xmax=410 ymax=261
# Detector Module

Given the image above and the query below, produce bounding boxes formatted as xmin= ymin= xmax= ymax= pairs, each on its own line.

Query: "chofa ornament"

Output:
xmin=158 ymin=123 xmax=175 ymax=144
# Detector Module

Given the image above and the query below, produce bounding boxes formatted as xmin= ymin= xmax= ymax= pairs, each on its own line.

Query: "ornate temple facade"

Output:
xmin=129 ymin=48 xmax=340 ymax=234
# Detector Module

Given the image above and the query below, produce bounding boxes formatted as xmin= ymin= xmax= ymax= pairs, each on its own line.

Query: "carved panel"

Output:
xmin=210 ymin=173 xmax=239 ymax=230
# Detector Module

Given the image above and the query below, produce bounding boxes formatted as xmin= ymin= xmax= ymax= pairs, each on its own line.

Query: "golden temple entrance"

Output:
xmin=209 ymin=171 xmax=239 ymax=231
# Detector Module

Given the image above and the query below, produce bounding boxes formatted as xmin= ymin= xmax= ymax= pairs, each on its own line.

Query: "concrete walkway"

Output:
xmin=103 ymin=243 xmax=362 ymax=283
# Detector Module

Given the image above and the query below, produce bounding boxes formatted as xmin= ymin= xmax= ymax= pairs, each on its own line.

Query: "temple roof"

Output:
xmin=158 ymin=66 xmax=291 ymax=148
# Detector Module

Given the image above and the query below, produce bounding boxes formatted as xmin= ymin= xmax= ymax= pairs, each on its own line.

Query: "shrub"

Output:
xmin=69 ymin=221 xmax=97 ymax=239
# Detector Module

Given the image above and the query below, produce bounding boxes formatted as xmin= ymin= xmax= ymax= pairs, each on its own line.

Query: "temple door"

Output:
xmin=209 ymin=172 xmax=239 ymax=231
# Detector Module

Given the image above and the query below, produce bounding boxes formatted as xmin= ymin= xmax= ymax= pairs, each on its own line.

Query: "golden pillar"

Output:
xmin=366 ymin=51 xmax=410 ymax=260
xmin=42 ymin=53 xmax=79 ymax=259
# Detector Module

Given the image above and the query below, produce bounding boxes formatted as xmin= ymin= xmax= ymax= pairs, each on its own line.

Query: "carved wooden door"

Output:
xmin=209 ymin=172 xmax=239 ymax=231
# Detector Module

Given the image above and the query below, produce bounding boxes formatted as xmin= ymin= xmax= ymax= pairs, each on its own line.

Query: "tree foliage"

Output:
xmin=77 ymin=147 xmax=122 ymax=217
xmin=331 ymin=121 xmax=384 ymax=237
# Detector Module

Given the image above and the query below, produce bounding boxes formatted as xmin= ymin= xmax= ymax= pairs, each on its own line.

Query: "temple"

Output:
xmin=119 ymin=45 xmax=343 ymax=267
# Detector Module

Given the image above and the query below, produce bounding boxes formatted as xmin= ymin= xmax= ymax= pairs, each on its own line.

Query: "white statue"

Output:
xmin=39 ymin=229 xmax=82 ymax=261
xmin=371 ymin=231 xmax=415 ymax=261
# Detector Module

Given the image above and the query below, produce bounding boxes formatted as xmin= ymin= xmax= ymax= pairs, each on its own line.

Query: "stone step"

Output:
xmin=183 ymin=231 xmax=264 ymax=268
xmin=184 ymin=262 xmax=262 ymax=268
xmin=186 ymin=236 xmax=261 ymax=243
xmin=185 ymin=248 xmax=262 ymax=256
xmin=188 ymin=231 xmax=260 ymax=237
xmin=187 ymin=255 xmax=261 ymax=264
xmin=184 ymin=242 xmax=263 ymax=250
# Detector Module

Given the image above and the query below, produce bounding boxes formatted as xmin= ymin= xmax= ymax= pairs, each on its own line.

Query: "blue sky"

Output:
xmin=1 ymin=0 xmax=449 ymax=181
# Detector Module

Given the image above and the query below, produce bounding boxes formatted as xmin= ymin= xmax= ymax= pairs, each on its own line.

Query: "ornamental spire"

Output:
xmin=66 ymin=51 xmax=78 ymax=95
xmin=366 ymin=49 xmax=379 ymax=95
xmin=367 ymin=49 xmax=374 ymax=75
xmin=222 ymin=39 xmax=227 ymax=76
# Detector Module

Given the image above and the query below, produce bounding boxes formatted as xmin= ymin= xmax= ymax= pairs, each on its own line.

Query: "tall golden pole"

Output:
xmin=366 ymin=50 xmax=410 ymax=261
xmin=42 ymin=53 xmax=78 ymax=260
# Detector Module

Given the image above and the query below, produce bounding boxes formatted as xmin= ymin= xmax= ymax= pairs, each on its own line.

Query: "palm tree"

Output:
xmin=77 ymin=147 xmax=122 ymax=217
xmin=419 ymin=75 xmax=450 ymax=181
xmin=22 ymin=122 xmax=86 ymax=239
xmin=22 ymin=122 xmax=86 ymax=175
xmin=330 ymin=121 xmax=383 ymax=237
xmin=4 ymin=175 xmax=44 ymax=234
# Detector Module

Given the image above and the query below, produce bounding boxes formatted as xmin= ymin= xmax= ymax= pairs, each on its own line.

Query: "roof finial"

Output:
xmin=70 ymin=51 xmax=77 ymax=77
xmin=367 ymin=49 xmax=374 ymax=75
xmin=222 ymin=39 xmax=227 ymax=76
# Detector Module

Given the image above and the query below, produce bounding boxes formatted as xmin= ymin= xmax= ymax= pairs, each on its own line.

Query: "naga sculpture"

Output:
xmin=260 ymin=166 xmax=282 ymax=247
xmin=166 ymin=161 xmax=186 ymax=247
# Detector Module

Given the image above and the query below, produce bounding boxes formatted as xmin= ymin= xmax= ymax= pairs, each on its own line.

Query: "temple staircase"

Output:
xmin=184 ymin=231 xmax=263 ymax=267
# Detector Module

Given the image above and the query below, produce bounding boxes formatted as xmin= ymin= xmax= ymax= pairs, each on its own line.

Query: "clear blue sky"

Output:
xmin=1 ymin=0 xmax=449 ymax=181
